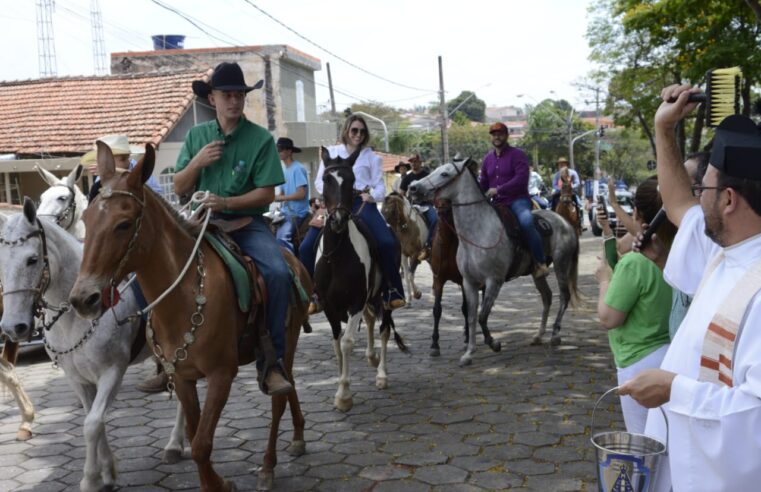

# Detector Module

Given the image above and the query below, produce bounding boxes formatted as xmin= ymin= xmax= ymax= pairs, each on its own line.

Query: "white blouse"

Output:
xmin=314 ymin=145 xmax=386 ymax=203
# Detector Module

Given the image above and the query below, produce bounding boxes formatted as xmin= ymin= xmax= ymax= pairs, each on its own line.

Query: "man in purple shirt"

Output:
xmin=480 ymin=122 xmax=549 ymax=278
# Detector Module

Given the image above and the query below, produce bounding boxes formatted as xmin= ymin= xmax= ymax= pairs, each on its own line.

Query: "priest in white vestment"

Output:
xmin=619 ymin=84 xmax=761 ymax=492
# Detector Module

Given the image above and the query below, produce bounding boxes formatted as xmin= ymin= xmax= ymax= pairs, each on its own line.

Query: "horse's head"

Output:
xmin=408 ymin=157 xmax=476 ymax=202
xmin=321 ymin=146 xmax=359 ymax=234
xmin=0 ymin=198 xmax=50 ymax=341
xmin=69 ymin=141 xmax=155 ymax=319
xmin=37 ymin=164 xmax=87 ymax=232
xmin=381 ymin=193 xmax=407 ymax=229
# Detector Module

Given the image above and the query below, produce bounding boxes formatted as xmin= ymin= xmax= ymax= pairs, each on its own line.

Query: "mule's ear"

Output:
xmin=346 ymin=147 xmax=362 ymax=167
xmin=22 ymin=197 xmax=37 ymax=225
xmin=96 ymin=141 xmax=116 ymax=182
xmin=35 ymin=165 xmax=61 ymax=186
xmin=65 ymin=164 xmax=84 ymax=187
xmin=320 ymin=146 xmax=331 ymax=165
xmin=127 ymin=144 xmax=155 ymax=189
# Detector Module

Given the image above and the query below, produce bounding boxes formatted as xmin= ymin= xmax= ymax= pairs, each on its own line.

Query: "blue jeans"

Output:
xmin=298 ymin=199 xmax=405 ymax=302
xmin=531 ymin=194 xmax=549 ymax=210
xmin=229 ymin=216 xmax=290 ymax=361
xmin=510 ymin=197 xmax=546 ymax=265
xmin=422 ymin=207 xmax=438 ymax=247
xmin=276 ymin=214 xmax=306 ymax=254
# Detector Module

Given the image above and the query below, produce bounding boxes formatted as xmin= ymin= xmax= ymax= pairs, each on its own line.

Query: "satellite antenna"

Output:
xmin=36 ymin=0 xmax=57 ymax=77
xmin=90 ymin=0 xmax=107 ymax=75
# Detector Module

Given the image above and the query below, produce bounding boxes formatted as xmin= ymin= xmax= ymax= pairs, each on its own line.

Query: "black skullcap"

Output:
xmin=710 ymin=115 xmax=761 ymax=180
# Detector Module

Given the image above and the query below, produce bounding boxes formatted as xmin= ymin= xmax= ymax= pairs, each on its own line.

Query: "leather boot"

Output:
xmin=136 ymin=371 xmax=168 ymax=393
xmin=264 ymin=363 xmax=293 ymax=396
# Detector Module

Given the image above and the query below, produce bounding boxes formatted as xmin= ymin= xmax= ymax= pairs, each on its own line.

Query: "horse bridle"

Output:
xmin=416 ymin=160 xmax=489 ymax=208
xmin=94 ymin=185 xmax=146 ymax=306
xmin=0 ymin=218 xmax=71 ymax=335
xmin=38 ymin=184 xmax=78 ymax=230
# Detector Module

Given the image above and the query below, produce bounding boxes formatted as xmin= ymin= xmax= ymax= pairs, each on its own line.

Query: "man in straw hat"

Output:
xmin=400 ymin=153 xmax=438 ymax=261
xmin=174 ymin=62 xmax=292 ymax=396
xmin=550 ymin=156 xmax=584 ymax=225
xmin=81 ymin=134 xmax=162 ymax=202
xmin=619 ymin=84 xmax=761 ymax=490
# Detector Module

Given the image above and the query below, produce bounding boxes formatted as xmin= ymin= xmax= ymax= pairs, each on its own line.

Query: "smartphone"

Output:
xmin=604 ymin=236 xmax=618 ymax=269
xmin=639 ymin=208 xmax=667 ymax=249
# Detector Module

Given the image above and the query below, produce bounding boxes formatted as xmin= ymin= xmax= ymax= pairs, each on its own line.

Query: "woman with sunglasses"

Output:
xmin=299 ymin=114 xmax=406 ymax=313
xmin=594 ymin=176 xmax=677 ymax=434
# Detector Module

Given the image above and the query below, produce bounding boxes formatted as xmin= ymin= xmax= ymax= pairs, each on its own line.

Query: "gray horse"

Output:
xmin=409 ymin=158 xmax=580 ymax=366
xmin=0 ymin=199 xmax=185 ymax=492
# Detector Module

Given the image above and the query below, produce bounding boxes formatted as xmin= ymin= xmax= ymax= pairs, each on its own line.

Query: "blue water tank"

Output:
xmin=151 ymin=35 xmax=185 ymax=50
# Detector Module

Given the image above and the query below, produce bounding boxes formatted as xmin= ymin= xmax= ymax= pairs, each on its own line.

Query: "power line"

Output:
xmin=238 ymin=0 xmax=435 ymax=93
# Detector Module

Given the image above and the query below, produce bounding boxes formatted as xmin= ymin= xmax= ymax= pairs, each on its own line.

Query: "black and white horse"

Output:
xmin=314 ymin=147 xmax=406 ymax=412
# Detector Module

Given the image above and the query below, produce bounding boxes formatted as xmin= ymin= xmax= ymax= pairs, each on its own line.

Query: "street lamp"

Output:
xmin=351 ymin=111 xmax=389 ymax=153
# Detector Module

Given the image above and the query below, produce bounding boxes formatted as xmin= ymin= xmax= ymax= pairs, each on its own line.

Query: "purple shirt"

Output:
xmin=479 ymin=146 xmax=530 ymax=206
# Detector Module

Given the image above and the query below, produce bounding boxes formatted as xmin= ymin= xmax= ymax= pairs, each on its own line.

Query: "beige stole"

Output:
xmin=693 ymin=253 xmax=761 ymax=387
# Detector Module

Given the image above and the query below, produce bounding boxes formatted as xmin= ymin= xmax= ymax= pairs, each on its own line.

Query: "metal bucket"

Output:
xmin=591 ymin=387 xmax=668 ymax=492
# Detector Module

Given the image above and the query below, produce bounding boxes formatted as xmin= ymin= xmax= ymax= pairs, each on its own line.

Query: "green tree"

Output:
xmin=446 ymin=91 xmax=486 ymax=122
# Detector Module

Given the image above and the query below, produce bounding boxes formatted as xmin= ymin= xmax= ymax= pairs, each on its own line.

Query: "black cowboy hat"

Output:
xmin=394 ymin=161 xmax=411 ymax=173
xmin=192 ymin=62 xmax=264 ymax=99
xmin=276 ymin=137 xmax=301 ymax=153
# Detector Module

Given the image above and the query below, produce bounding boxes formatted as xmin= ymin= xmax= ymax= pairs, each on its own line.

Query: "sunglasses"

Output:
xmin=690 ymin=184 xmax=727 ymax=197
xmin=350 ymin=127 xmax=367 ymax=136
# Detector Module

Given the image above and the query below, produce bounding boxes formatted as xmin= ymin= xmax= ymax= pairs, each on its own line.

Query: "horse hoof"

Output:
xmin=376 ymin=377 xmax=388 ymax=389
xmin=530 ymin=336 xmax=543 ymax=346
xmin=224 ymin=479 xmax=239 ymax=492
xmin=257 ymin=470 xmax=274 ymax=491
xmin=490 ymin=340 xmax=502 ymax=352
xmin=335 ymin=396 xmax=353 ymax=412
xmin=550 ymin=336 xmax=562 ymax=346
xmin=458 ymin=356 xmax=472 ymax=367
xmin=16 ymin=429 xmax=32 ymax=441
xmin=287 ymin=440 xmax=306 ymax=456
xmin=429 ymin=347 xmax=441 ymax=357
xmin=79 ymin=478 xmax=103 ymax=492
xmin=101 ymin=485 xmax=116 ymax=492
xmin=413 ymin=290 xmax=422 ymax=300
xmin=162 ymin=448 xmax=183 ymax=464
xmin=367 ymin=355 xmax=380 ymax=368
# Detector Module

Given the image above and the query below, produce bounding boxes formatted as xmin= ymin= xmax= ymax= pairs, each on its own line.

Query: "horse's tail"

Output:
xmin=382 ymin=310 xmax=409 ymax=353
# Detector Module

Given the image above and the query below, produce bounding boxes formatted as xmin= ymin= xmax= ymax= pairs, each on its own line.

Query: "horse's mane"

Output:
xmin=144 ymin=186 xmax=203 ymax=237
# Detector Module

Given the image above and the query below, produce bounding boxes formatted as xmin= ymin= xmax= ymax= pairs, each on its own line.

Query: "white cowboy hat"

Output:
xmin=80 ymin=134 xmax=145 ymax=165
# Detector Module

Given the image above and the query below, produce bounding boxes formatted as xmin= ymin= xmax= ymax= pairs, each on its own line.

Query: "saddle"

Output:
xmin=491 ymin=203 xmax=554 ymax=279
xmin=204 ymin=223 xmax=267 ymax=367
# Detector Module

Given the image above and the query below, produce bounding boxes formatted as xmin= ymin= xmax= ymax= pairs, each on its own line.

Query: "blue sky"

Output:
xmin=0 ymin=0 xmax=597 ymax=111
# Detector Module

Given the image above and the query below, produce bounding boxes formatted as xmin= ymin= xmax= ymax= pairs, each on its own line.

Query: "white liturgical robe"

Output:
xmin=645 ymin=205 xmax=761 ymax=491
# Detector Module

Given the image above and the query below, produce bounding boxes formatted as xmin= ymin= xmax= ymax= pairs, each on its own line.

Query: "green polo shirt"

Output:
xmin=604 ymin=252 xmax=672 ymax=368
xmin=176 ymin=117 xmax=284 ymax=216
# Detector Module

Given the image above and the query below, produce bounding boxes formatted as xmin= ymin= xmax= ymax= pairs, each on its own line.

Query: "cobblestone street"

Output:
xmin=0 ymin=232 xmax=623 ymax=491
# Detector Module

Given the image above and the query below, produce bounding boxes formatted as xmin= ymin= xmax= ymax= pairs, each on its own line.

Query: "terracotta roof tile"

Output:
xmin=376 ymin=151 xmax=409 ymax=173
xmin=0 ymin=70 xmax=211 ymax=155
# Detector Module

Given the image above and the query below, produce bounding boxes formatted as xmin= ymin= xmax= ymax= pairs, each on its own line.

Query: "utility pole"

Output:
xmin=594 ymin=86 xmax=601 ymax=179
xmin=438 ymin=56 xmax=450 ymax=164
xmin=326 ymin=62 xmax=339 ymax=140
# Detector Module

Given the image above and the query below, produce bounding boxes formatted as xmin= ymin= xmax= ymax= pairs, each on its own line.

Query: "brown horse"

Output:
xmin=429 ymin=200 xmax=477 ymax=356
xmin=555 ymin=168 xmax=581 ymax=235
xmin=69 ymin=143 xmax=311 ymax=492
xmin=381 ymin=193 xmax=426 ymax=304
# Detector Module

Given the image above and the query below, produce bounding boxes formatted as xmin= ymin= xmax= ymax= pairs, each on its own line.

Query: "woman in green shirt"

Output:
xmin=595 ymin=177 xmax=676 ymax=434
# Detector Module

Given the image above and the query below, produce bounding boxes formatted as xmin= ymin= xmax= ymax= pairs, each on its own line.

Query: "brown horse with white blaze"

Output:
xmin=68 ymin=142 xmax=311 ymax=492
xmin=555 ymin=167 xmax=581 ymax=235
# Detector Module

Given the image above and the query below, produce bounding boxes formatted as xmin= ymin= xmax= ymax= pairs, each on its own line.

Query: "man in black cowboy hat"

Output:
xmin=273 ymin=137 xmax=310 ymax=254
xmin=400 ymin=154 xmax=438 ymax=261
xmin=174 ymin=62 xmax=292 ymax=396
xmin=391 ymin=160 xmax=411 ymax=194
